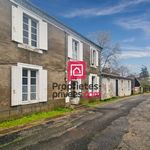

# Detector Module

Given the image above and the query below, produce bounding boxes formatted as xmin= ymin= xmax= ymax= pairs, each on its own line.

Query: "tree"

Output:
xmin=112 ymin=65 xmax=130 ymax=77
xmin=89 ymin=31 xmax=121 ymax=72
xmin=139 ymin=66 xmax=149 ymax=79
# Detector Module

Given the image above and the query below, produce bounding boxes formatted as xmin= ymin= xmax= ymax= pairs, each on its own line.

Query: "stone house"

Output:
xmin=0 ymin=0 xmax=101 ymax=120
xmin=101 ymin=73 xmax=132 ymax=100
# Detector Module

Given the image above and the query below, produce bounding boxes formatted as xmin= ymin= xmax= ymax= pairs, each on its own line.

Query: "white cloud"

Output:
xmin=116 ymin=15 xmax=150 ymax=36
xmin=119 ymin=49 xmax=150 ymax=59
xmin=63 ymin=0 xmax=150 ymax=18
xmin=122 ymin=37 xmax=135 ymax=43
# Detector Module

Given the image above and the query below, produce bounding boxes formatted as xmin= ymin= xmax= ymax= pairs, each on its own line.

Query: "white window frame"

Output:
xmin=11 ymin=3 xmax=48 ymax=53
xmin=68 ymin=35 xmax=83 ymax=61
xmin=90 ymin=47 xmax=98 ymax=68
xmin=89 ymin=74 xmax=99 ymax=93
xmin=19 ymin=63 xmax=41 ymax=105
xmin=23 ymin=13 xmax=39 ymax=48
xmin=72 ymin=39 xmax=79 ymax=60
xmin=22 ymin=69 xmax=38 ymax=102
xmin=11 ymin=63 xmax=48 ymax=106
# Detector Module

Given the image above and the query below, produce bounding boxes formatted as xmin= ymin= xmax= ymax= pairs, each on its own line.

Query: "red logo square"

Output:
xmin=68 ymin=61 xmax=86 ymax=81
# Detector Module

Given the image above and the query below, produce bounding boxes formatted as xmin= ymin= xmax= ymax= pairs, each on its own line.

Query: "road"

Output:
xmin=1 ymin=94 xmax=150 ymax=150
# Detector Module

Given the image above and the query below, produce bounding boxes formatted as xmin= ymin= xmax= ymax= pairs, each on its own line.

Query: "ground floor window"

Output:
xmin=89 ymin=74 xmax=99 ymax=93
xmin=22 ymin=69 xmax=37 ymax=101
xmin=11 ymin=63 xmax=47 ymax=106
xmin=91 ymin=76 xmax=96 ymax=92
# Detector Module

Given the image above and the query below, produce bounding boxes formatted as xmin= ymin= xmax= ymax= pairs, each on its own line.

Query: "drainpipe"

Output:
xmin=64 ymin=31 xmax=67 ymax=83
xmin=99 ymin=47 xmax=103 ymax=100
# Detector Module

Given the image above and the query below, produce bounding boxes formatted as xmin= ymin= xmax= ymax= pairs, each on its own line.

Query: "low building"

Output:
xmin=101 ymin=73 xmax=132 ymax=100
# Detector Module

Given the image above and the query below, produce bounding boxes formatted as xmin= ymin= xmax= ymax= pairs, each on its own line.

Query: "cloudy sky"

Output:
xmin=30 ymin=0 xmax=150 ymax=74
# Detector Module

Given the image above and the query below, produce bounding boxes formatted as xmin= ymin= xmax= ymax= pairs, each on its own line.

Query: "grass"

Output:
xmin=80 ymin=96 xmax=124 ymax=107
xmin=0 ymin=108 xmax=73 ymax=129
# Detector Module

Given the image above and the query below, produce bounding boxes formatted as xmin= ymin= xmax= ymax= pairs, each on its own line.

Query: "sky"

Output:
xmin=30 ymin=0 xmax=150 ymax=74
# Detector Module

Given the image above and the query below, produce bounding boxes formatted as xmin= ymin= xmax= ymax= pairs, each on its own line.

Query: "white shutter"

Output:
xmin=96 ymin=76 xmax=100 ymax=92
xmin=39 ymin=69 xmax=48 ymax=102
xmin=68 ymin=35 xmax=72 ymax=58
xmin=90 ymin=49 xmax=93 ymax=65
xmin=12 ymin=5 xmax=23 ymax=43
xmin=79 ymin=42 xmax=83 ymax=61
xmin=96 ymin=50 xmax=99 ymax=66
xmin=11 ymin=66 xmax=22 ymax=106
xmin=89 ymin=74 xmax=92 ymax=93
xmin=39 ymin=20 xmax=48 ymax=50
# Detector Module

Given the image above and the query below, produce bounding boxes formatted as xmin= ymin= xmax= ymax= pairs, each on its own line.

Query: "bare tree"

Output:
xmin=117 ymin=65 xmax=130 ymax=77
xmin=89 ymin=31 xmax=121 ymax=72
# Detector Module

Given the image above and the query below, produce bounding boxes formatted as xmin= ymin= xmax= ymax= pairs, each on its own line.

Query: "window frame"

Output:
xmin=89 ymin=74 xmax=99 ymax=93
xmin=23 ymin=13 xmax=39 ymax=48
xmin=18 ymin=63 xmax=43 ymax=105
xmin=90 ymin=47 xmax=98 ymax=68
xmin=22 ymin=69 xmax=38 ymax=102
xmin=72 ymin=39 xmax=79 ymax=60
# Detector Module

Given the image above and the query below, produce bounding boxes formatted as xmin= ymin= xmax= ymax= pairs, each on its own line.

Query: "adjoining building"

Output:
xmin=131 ymin=78 xmax=142 ymax=94
xmin=101 ymin=73 xmax=132 ymax=100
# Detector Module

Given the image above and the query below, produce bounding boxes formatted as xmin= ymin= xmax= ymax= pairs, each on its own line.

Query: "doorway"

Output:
xmin=116 ymin=80 xmax=118 ymax=96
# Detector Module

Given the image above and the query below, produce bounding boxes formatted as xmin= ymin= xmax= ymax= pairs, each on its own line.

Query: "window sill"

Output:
xmin=20 ymin=100 xmax=46 ymax=106
xmin=90 ymin=65 xmax=97 ymax=68
xmin=18 ymin=44 xmax=43 ymax=54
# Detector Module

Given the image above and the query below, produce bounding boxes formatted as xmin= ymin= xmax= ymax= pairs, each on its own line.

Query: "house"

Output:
xmin=0 ymin=0 xmax=101 ymax=120
xmin=101 ymin=73 xmax=132 ymax=100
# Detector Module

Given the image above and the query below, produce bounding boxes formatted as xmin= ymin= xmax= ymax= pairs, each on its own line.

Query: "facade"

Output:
xmin=0 ymin=0 xmax=101 ymax=120
xmin=101 ymin=73 xmax=132 ymax=100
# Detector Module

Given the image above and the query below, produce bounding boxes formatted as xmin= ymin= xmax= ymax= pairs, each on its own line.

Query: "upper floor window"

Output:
xmin=23 ymin=14 xmax=38 ymax=47
xmin=90 ymin=48 xmax=98 ymax=67
xmin=68 ymin=35 xmax=83 ymax=61
xmin=12 ymin=5 xmax=48 ymax=51
xmin=72 ymin=39 xmax=79 ymax=60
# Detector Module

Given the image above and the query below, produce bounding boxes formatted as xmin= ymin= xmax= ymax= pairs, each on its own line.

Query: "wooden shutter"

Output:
xmin=39 ymin=69 xmax=48 ymax=102
xmin=11 ymin=66 xmax=22 ymax=106
xmin=12 ymin=5 xmax=23 ymax=43
xmin=68 ymin=35 xmax=72 ymax=58
xmin=39 ymin=20 xmax=48 ymax=50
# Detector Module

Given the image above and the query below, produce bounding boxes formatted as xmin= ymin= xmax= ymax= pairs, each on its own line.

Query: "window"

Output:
xmin=92 ymin=50 xmax=96 ymax=66
xmin=72 ymin=39 xmax=79 ymax=60
xmin=91 ymin=48 xmax=98 ymax=67
xmin=92 ymin=76 xmax=96 ymax=92
xmin=89 ymin=74 xmax=99 ymax=94
xmin=23 ymin=14 xmax=38 ymax=47
xmin=22 ymin=69 xmax=37 ymax=102
xmin=11 ymin=63 xmax=48 ymax=106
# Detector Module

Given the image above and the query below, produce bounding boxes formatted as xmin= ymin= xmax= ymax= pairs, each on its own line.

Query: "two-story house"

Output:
xmin=0 ymin=0 xmax=102 ymax=120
